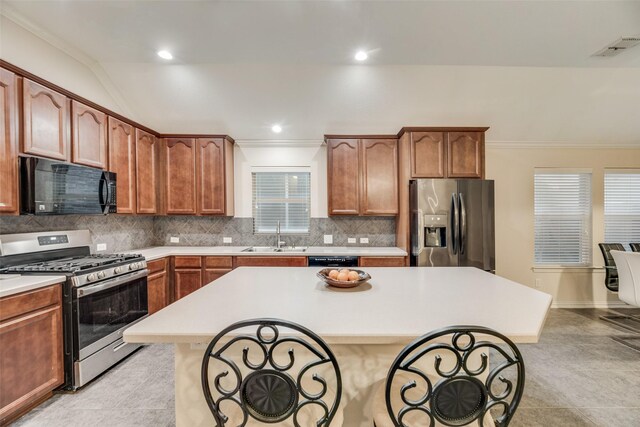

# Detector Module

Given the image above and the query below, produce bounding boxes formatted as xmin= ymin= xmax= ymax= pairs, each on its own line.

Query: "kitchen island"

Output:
xmin=124 ymin=267 xmax=552 ymax=426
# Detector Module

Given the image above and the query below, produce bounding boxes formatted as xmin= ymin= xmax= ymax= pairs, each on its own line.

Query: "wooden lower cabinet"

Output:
xmin=203 ymin=268 xmax=232 ymax=284
xmin=0 ymin=284 xmax=64 ymax=425
xmin=174 ymin=268 xmax=203 ymax=300
xmin=146 ymin=258 xmax=169 ymax=314
xmin=358 ymin=257 xmax=406 ymax=267
xmin=234 ymin=257 xmax=308 ymax=267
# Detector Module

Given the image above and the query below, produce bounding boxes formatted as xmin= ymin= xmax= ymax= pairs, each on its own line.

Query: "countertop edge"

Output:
xmin=0 ymin=275 xmax=67 ymax=298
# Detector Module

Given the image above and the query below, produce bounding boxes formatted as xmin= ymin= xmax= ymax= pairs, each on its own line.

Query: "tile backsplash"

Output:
xmin=0 ymin=215 xmax=395 ymax=252
xmin=0 ymin=215 xmax=156 ymax=253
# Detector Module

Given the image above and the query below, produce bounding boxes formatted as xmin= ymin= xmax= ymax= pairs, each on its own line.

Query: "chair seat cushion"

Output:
xmin=372 ymin=373 xmax=495 ymax=427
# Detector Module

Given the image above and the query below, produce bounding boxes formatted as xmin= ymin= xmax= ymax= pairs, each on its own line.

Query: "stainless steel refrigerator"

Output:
xmin=410 ymin=179 xmax=495 ymax=271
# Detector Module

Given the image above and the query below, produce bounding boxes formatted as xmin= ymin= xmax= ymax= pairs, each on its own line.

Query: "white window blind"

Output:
xmin=534 ymin=171 xmax=592 ymax=265
xmin=604 ymin=171 xmax=640 ymax=247
xmin=252 ymin=172 xmax=310 ymax=234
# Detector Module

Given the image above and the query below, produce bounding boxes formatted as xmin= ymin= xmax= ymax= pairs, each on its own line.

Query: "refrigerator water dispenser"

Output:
xmin=424 ymin=215 xmax=447 ymax=248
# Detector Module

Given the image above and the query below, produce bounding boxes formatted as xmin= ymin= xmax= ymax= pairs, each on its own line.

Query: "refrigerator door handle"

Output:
xmin=451 ymin=193 xmax=459 ymax=255
xmin=459 ymin=192 xmax=467 ymax=255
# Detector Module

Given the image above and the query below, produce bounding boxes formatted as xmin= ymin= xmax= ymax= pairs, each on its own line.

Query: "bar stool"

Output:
xmin=201 ymin=318 xmax=342 ymax=426
xmin=373 ymin=326 xmax=524 ymax=427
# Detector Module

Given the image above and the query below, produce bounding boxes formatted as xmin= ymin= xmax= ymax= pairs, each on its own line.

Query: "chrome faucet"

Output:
xmin=275 ymin=220 xmax=286 ymax=249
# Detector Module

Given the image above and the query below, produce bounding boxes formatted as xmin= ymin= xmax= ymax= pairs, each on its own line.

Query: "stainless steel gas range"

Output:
xmin=0 ymin=230 xmax=148 ymax=390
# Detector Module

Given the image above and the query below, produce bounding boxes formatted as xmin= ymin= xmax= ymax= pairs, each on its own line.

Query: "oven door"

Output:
xmin=74 ymin=269 xmax=148 ymax=360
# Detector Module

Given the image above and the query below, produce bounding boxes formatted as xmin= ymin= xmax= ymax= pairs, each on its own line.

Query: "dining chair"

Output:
xmin=373 ymin=326 xmax=525 ymax=427
xmin=599 ymin=243 xmax=626 ymax=291
xmin=610 ymin=251 xmax=640 ymax=308
xmin=630 ymin=243 xmax=640 ymax=252
xmin=201 ymin=318 xmax=342 ymax=426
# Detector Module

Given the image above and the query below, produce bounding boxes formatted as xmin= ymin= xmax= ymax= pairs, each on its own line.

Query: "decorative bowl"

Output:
xmin=316 ymin=268 xmax=371 ymax=288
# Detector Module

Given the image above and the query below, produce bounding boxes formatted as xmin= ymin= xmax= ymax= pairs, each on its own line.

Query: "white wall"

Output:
xmin=486 ymin=145 xmax=640 ymax=308
xmin=234 ymin=142 xmax=328 ymax=218
xmin=0 ymin=14 xmax=126 ymax=116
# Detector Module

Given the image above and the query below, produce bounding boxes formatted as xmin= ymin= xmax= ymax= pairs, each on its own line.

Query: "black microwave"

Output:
xmin=20 ymin=157 xmax=117 ymax=215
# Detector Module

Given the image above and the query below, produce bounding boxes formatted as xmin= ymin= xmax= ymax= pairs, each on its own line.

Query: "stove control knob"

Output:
xmin=97 ymin=271 xmax=106 ymax=279
xmin=86 ymin=273 xmax=97 ymax=282
xmin=129 ymin=262 xmax=138 ymax=270
xmin=114 ymin=267 xmax=121 ymax=274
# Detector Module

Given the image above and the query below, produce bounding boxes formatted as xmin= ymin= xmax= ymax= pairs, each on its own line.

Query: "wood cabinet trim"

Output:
xmin=0 ymin=284 xmax=62 ymax=323
xmin=327 ymin=138 xmax=360 ymax=215
xmin=108 ymin=117 xmax=136 ymax=214
xmin=234 ymin=256 xmax=308 ymax=267
xmin=360 ymin=138 xmax=398 ymax=216
xmin=22 ymin=79 xmax=69 ymax=161
xmin=71 ymin=100 xmax=107 ymax=169
xmin=164 ymin=138 xmax=197 ymax=215
xmin=0 ymin=68 xmax=19 ymax=214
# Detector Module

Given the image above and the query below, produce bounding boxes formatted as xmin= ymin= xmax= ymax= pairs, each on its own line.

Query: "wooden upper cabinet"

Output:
xmin=22 ymin=79 xmax=69 ymax=161
xmin=71 ymin=100 xmax=107 ymax=169
xmin=327 ymin=139 xmax=360 ymax=215
xmin=196 ymin=138 xmax=233 ymax=216
xmin=135 ymin=129 xmax=161 ymax=214
xmin=361 ymin=139 xmax=398 ymax=215
xmin=447 ymin=132 xmax=484 ymax=178
xmin=108 ymin=117 xmax=136 ymax=214
xmin=411 ymin=132 xmax=445 ymax=178
xmin=164 ymin=138 xmax=197 ymax=215
xmin=0 ymin=68 xmax=19 ymax=215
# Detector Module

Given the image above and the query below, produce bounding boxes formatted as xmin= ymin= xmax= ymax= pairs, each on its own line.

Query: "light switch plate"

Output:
xmin=223 ymin=237 xmax=232 ymax=244
xmin=96 ymin=243 xmax=107 ymax=252
xmin=323 ymin=234 xmax=333 ymax=244
xmin=360 ymin=237 xmax=369 ymax=244
xmin=170 ymin=236 xmax=180 ymax=243
xmin=347 ymin=237 xmax=356 ymax=244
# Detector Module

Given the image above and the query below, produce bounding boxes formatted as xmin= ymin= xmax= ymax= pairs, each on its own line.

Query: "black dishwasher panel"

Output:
xmin=307 ymin=256 xmax=359 ymax=267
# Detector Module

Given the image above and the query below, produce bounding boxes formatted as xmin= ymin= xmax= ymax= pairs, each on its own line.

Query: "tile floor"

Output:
xmin=12 ymin=308 xmax=640 ymax=427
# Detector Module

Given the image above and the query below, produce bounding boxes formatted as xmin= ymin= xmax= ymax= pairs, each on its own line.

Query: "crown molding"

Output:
xmin=486 ymin=140 xmax=640 ymax=149
xmin=235 ymin=140 xmax=324 ymax=148
xmin=0 ymin=4 xmax=136 ymax=119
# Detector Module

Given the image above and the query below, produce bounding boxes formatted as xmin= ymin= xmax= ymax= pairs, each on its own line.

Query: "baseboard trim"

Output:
xmin=551 ymin=301 xmax=630 ymax=309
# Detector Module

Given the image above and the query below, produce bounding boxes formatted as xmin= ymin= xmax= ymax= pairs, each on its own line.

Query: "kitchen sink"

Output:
xmin=242 ymin=246 xmax=307 ymax=253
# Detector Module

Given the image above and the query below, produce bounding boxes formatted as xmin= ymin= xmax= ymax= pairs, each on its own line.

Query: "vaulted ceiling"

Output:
xmin=2 ymin=1 xmax=639 ymax=143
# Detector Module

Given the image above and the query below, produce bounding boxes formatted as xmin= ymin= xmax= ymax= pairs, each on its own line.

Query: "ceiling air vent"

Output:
xmin=592 ymin=37 xmax=640 ymax=57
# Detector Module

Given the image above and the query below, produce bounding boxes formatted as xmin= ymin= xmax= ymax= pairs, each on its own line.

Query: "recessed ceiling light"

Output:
xmin=355 ymin=51 xmax=368 ymax=61
xmin=157 ymin=50 xmax=173 ymax=60
xmin=271 ymin=124 xmax=282 ymax=133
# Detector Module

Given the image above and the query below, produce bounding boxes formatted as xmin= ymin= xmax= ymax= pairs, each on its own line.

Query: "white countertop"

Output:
xmin=0 ymin=275 xmax=67 ymax=298
xmin=124 ymin=267 xmax=552 ymax=345
xmin=126 ymin=246 xmax=407 ymax=261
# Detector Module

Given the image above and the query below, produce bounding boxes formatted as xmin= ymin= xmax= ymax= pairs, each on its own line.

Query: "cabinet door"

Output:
xmin=0 ymin=305 xmax=63 ymax=423
xmin=358 ymin=256 xmax=406 ymax=267
xmin=0 ymin=68 xmax=19 ymax=214
xmin=196 ymin=138 xmax=226 ymax=215
xmin=327 ymin=139 xmax=360 ymax=215
xmin=136 ymin=129 xmax=161 ymax=214
xmin=410 ymin=132 xmax=445 ymax=178
xmin=447 ymin=132 xmax=483 ymax=178
xmin=71 ymin=100 xmax=107 ymax=169
xmin=174 ymin=269 xmax=202 ymax=300
xmin=203 ymin=268 xmax=232 ymax=284
xmin=147 ymin=271 xmax=168 ymax=314
xmin=164 ymin=138 xmax=197 ymax=215
xmin=108 ymin=117 xmax=136 ymax=213
xmin=234 ymin=257 xmax=308 ymax=267
xmin=360 ymin=139 xmax=398 ymax=215
xmin=22 ymin=79 xmax=69 ymax=161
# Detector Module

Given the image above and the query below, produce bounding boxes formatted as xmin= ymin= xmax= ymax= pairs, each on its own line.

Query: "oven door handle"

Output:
xmin=77 ymin=269 xmax=148 ymax=298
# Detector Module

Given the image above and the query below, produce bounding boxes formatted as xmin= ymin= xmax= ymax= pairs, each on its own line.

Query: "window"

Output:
xmin=252 ymin=171 xmax=310 ymax=234
xmin=604 ymin=170 xmax=640 ymax=248
xmin=534 ymin=171 xmax=592 ymax=266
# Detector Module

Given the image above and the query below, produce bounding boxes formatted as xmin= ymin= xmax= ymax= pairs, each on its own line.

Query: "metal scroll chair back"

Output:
xmin=599 ymin=243 xmax=626 ymax=292
xmin=201 ymin=318 xmax=342 ymax=426
xmin=630 ymin=243 xmax=640 ymax=253
xmin=384 ymin=326 xmax=525 ymax=427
